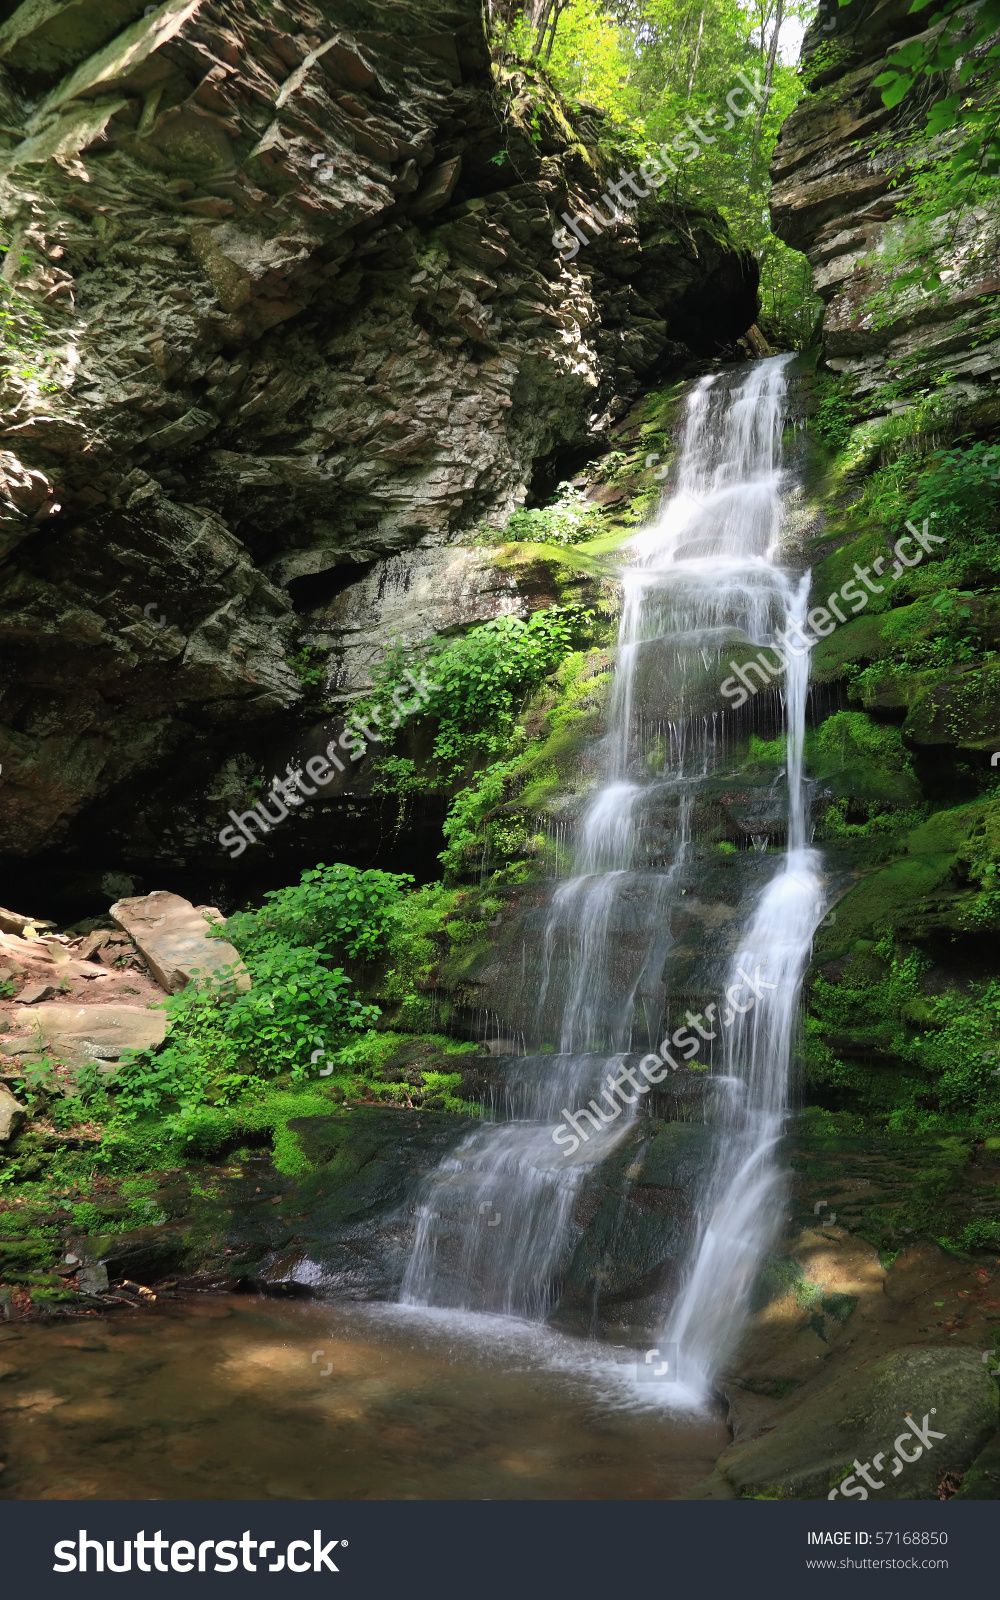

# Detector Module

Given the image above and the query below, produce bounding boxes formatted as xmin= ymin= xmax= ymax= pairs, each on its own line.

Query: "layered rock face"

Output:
xmin=0 ymin=0 xmax=757 ymax=902
xmin=771 ymin=0 xmax=1000 ymax=407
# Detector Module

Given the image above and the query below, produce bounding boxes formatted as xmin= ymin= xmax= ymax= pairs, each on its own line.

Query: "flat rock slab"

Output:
xmin=110 ymin=891 xmax=249 ymax=994
xmin=0 ymin=907 xmax=55 ymax=936
xmin=8 ymin=1002 xmax=166 ymax=1065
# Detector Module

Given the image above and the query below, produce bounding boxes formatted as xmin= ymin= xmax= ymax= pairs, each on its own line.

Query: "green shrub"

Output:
xmin=502 ymin=482 xmax=604 ymax=546
xmin=426 ymin=607 xmax=591 ymax=776
xmin=224 ymin=862 xmax=413 ymax=961
xmin=114 ymin=943 xmax=379 ymax=1121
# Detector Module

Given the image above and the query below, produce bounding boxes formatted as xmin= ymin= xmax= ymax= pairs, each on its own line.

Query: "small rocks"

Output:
xmin=76 ymin=1263 xmax=109 ymax=1296
xmin=15 ymin=982 xmax=56 ymax=1005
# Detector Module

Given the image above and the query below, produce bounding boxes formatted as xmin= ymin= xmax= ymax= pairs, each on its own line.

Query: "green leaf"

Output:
xmin=925 ymin=93 xmax=961 ymax=135
xmin=886 ymin=39 xmax=930 ymax=67
xmin=881 ymin=75 xmax=916 ymax=107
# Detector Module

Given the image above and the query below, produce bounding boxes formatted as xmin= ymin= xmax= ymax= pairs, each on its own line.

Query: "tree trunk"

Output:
xmin=752 ymin=0 xmax=784 ymax=145
xmin=532 ymin=0 xmax=554 ymax=55
xmin=686 ymin=8 xmax=705 ymax=98
xmin=544 ymin=0 xmax=568 ymax=60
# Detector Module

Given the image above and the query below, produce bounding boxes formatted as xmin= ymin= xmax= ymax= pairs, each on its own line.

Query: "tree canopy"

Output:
xmin=488 ymin=0 xmax=821 ymax=342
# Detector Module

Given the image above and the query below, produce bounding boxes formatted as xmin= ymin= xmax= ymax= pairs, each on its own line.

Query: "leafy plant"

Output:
xmin=224 ymin=862 xmax=413 ymax=962
xmin=287 ymin=644 xmax=328 ymax=690
xmin=502 ymin=481 xmax=605 ymax=547
xmin=426 ymin=606 xmax=593 ymax=777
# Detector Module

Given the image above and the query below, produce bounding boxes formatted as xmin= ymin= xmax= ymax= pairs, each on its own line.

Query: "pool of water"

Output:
xmin=0 ymin=1295 xmax=729 ymax=1500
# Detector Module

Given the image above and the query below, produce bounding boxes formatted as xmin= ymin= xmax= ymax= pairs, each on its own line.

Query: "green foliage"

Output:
xmin=811 ymin=711 xmax=911 ymax=776
xmin=114 ymin=946 xmax=379 ymax=1121
xmin=812 ymin=371 xmax=861 ymax=448
xmin=224 ymin=862 xmax=413 ymax=962
xmin=800 ymin=36 xmax=854 ymax=90
xmin=434 ymin=645 xmax=611 ymax=881
xmin=857 ymin=0 xmax=1000 ymax=312
xmin=376 ymin=882 xmax=461 ymax=1027
xmin=807 ymin=937 xmax=1000 ymax=1123
xmin=440 ymin=756 xmax=525 ymax=877
xmin=503 ymin=482 xmax=606 ymax=546
xmin=958 ymin=1217 xmax=1000 ymax=1251
xmin=286 ymin=644 xmax=328 ymax=690
xmin=906 ymin=444 xmax=1000 ymax=588
xmin=108 ymin=864 xmax=417 ymax=1123
xmin=424 ymin=606 xmax=593 ymax=777
xmin=957 ymin=796 xmax=1000 ymax=926
xmin=872 ymin=0 xmax=1000 ymax=170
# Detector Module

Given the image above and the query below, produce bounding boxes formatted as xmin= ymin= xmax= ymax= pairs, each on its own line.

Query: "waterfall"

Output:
xmin=401 ymin=355 xmax=823 ymax=1364
xmin=660 ymin=565 xmax=823 ymax=1395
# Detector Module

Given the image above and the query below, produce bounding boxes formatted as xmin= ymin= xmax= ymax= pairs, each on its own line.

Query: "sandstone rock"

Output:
xmin=76 ymin=930 xmax=111 ymax=962
xmin=110 ymin=891 xmax=249 ymax=994
xmin=0 ymin=1084 xmax=26 ymax=1141
xmin=16 ymin=982 xmax=56 ymax=1005
xmin=11 ymin=1002 xmax=166 ymax=1066
xmin=0 ymin=908 xmax=54 ymax=937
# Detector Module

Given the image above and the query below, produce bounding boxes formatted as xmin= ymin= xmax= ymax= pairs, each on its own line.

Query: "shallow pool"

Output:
xmin=0 ymin=1295 xmax=729 ymax=1500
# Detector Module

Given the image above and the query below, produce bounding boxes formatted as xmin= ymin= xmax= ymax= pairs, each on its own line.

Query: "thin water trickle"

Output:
xmin=401 ymin=356 xmax=824 ymax=1363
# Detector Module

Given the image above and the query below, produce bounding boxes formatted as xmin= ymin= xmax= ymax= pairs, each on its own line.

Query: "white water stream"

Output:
xmin=401 ymin=355 xmax=824 ymax=1394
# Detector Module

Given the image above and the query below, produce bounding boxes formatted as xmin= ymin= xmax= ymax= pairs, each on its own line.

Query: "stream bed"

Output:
xmin=0 ymin=1295 xmax=729 ymax=1501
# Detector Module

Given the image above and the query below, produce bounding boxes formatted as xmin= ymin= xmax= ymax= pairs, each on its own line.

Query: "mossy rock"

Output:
xmin=904 ymin=662 xmax=1000 ymax=748
xmin=703 ymin=1347 xmax=997 ymax=1500
xmin=0 ymin=1237 xmax=60 ymax=1278
xmin=814 ymin=802 xmax=988 ymax=954
xmin=954 ymin=1431 xmax=1000 ymax=1497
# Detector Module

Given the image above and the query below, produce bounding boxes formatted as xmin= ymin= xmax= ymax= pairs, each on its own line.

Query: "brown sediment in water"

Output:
xmin=0 ymin=1296 xmax=728 ymax=1501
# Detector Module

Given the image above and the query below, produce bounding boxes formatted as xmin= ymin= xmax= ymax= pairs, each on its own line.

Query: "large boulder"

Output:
xmin=110 ymin=892 xmax=249 ymax=994
xmin=701 ymin=1347 xmax=997 ymax=1500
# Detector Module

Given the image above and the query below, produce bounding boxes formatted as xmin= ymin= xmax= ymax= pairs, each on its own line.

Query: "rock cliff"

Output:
xmin=0 ymin=0 xmax=758 ymax=909
xmin=771 ymin=0 xmax=1000 ymax=412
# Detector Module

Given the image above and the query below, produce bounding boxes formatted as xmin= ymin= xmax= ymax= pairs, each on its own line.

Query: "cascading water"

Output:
xmin=401 ymin=355 xmax=824 ymax=1373
xmin=660 ymin=566 xmax=823 ymax=1396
